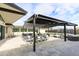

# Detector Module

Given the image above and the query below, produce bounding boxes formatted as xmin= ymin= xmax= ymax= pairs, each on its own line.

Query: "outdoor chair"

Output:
xmin=67 ymin=34 xmax=79 ymax=41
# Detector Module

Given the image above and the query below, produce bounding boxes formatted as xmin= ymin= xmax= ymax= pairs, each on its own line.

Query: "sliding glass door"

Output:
xmin=0 ymin=26 xmax=1 ymax=39
xmin=0 ymin=15 xmax=5 ymax=40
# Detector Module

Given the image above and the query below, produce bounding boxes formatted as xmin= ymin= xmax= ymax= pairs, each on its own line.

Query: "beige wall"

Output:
xmin=5 ymin=25 xmax=14 ymax=38
xmin=0 ymin=19 xmax=14 ymax=38
xmin=39 ymin=28 xmax=47 ymax=34
xmin=0 ymin=19 xmax=5 ymax=26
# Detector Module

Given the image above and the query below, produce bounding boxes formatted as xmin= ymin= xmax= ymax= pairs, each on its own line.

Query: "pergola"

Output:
xmin=26 ymin=14 xmax=77 ymax=52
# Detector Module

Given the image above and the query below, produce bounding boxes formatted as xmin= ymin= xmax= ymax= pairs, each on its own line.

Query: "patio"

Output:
xmin=0 ymin=36 xmax=79 ymax=56
xmin=0 ymin=34 xmax=61 ymax=52
xmin=25 ymin=14 xmax=77 ymax=52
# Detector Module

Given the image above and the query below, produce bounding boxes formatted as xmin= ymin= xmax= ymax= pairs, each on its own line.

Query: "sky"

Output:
xmin=13 ymin=3 xmax=79 ymax=27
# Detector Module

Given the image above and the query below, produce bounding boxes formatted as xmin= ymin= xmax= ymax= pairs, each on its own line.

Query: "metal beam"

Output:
xmin=74 ymin=26 xmax=76 ymax=35
xmin=64 ymin=24 xmax=66 ymax=42
xmin=33 ymin=14 xmax=37 ymax=52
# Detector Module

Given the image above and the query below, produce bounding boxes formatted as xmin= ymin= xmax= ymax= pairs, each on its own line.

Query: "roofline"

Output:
xmin=5 ymin=3 xmax=27 ymax=13
xmin=1 ymin=3 xmax=27 ymax=15
xmin=26 ymin=14 xmax=78 ymax=26
xmin=38 ymin=14 xmax=77 ymax=26
xmin=26 ymin=14 xmax=34 ymax=22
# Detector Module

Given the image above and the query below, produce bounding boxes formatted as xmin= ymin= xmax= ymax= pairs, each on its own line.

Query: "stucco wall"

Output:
xmin=0 ymin=18 xmax=5 ymax=26
xmin=39 ymin=28 xmax=47 ymax=34
xmin=5 ymin=25 xmax=14 ymax=38
xmin=0 ymin=19 xmax=5 ymax=39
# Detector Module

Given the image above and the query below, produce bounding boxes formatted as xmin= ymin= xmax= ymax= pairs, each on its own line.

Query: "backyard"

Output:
xmin=0 ymin=35 xmax=79 ymax=56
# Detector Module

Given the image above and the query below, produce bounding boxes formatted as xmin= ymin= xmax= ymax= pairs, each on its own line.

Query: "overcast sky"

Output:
xmin=13 ymin=3 xmax=79 ymax=26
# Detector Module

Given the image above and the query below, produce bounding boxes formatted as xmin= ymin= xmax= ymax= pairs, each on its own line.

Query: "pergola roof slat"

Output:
xmin=26 ymin=14 xmax=77 ymax=28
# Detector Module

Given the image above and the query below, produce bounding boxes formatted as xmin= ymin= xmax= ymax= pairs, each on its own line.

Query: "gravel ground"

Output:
xmin=0 ymin=36 xmax=79 ymax=56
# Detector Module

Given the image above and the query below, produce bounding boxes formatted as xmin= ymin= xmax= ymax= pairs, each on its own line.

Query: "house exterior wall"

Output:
xmin=0 ymin=3 xmax=27 ymax=39
xmin=0 ymin=20 xmax=5 ymax=26
xmin=39 ymin=28 xmax=47 ymax=34
xmin=5 ymin=25 xmax=14 ymax=38
xmin=0 ymin=15 xmax=5 ymax=39
xmin=0 ymin=16 xmax=14 ymax=39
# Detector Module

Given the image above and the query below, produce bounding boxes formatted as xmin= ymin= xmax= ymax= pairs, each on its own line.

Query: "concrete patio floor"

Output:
xmin=0 ymin=36 xmax=30 ymax=51
xmin=0 ymin=36 xmax=79 ymax=56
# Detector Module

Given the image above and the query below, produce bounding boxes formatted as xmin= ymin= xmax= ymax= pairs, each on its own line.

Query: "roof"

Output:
xmin=0 ymin=3 xmax=27 ymax=24
xmin=5 ymin=3 xmax=27 ymax=13
xmin=26 ymin=14 xmax=77 ymax=28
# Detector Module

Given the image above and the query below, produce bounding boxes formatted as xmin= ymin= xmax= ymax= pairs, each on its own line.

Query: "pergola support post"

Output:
xmin=48 ymin=27 xmax=49 ymax=34
xmin=74 ymin=26 xmax=76 ymax=35
xmin=64 ymin=24 xmax=66 ymax=42
xmin=38 ymin=27 xmax=40 ymax=34
xmin=33 ymin=14 xmax=37 ymax=52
